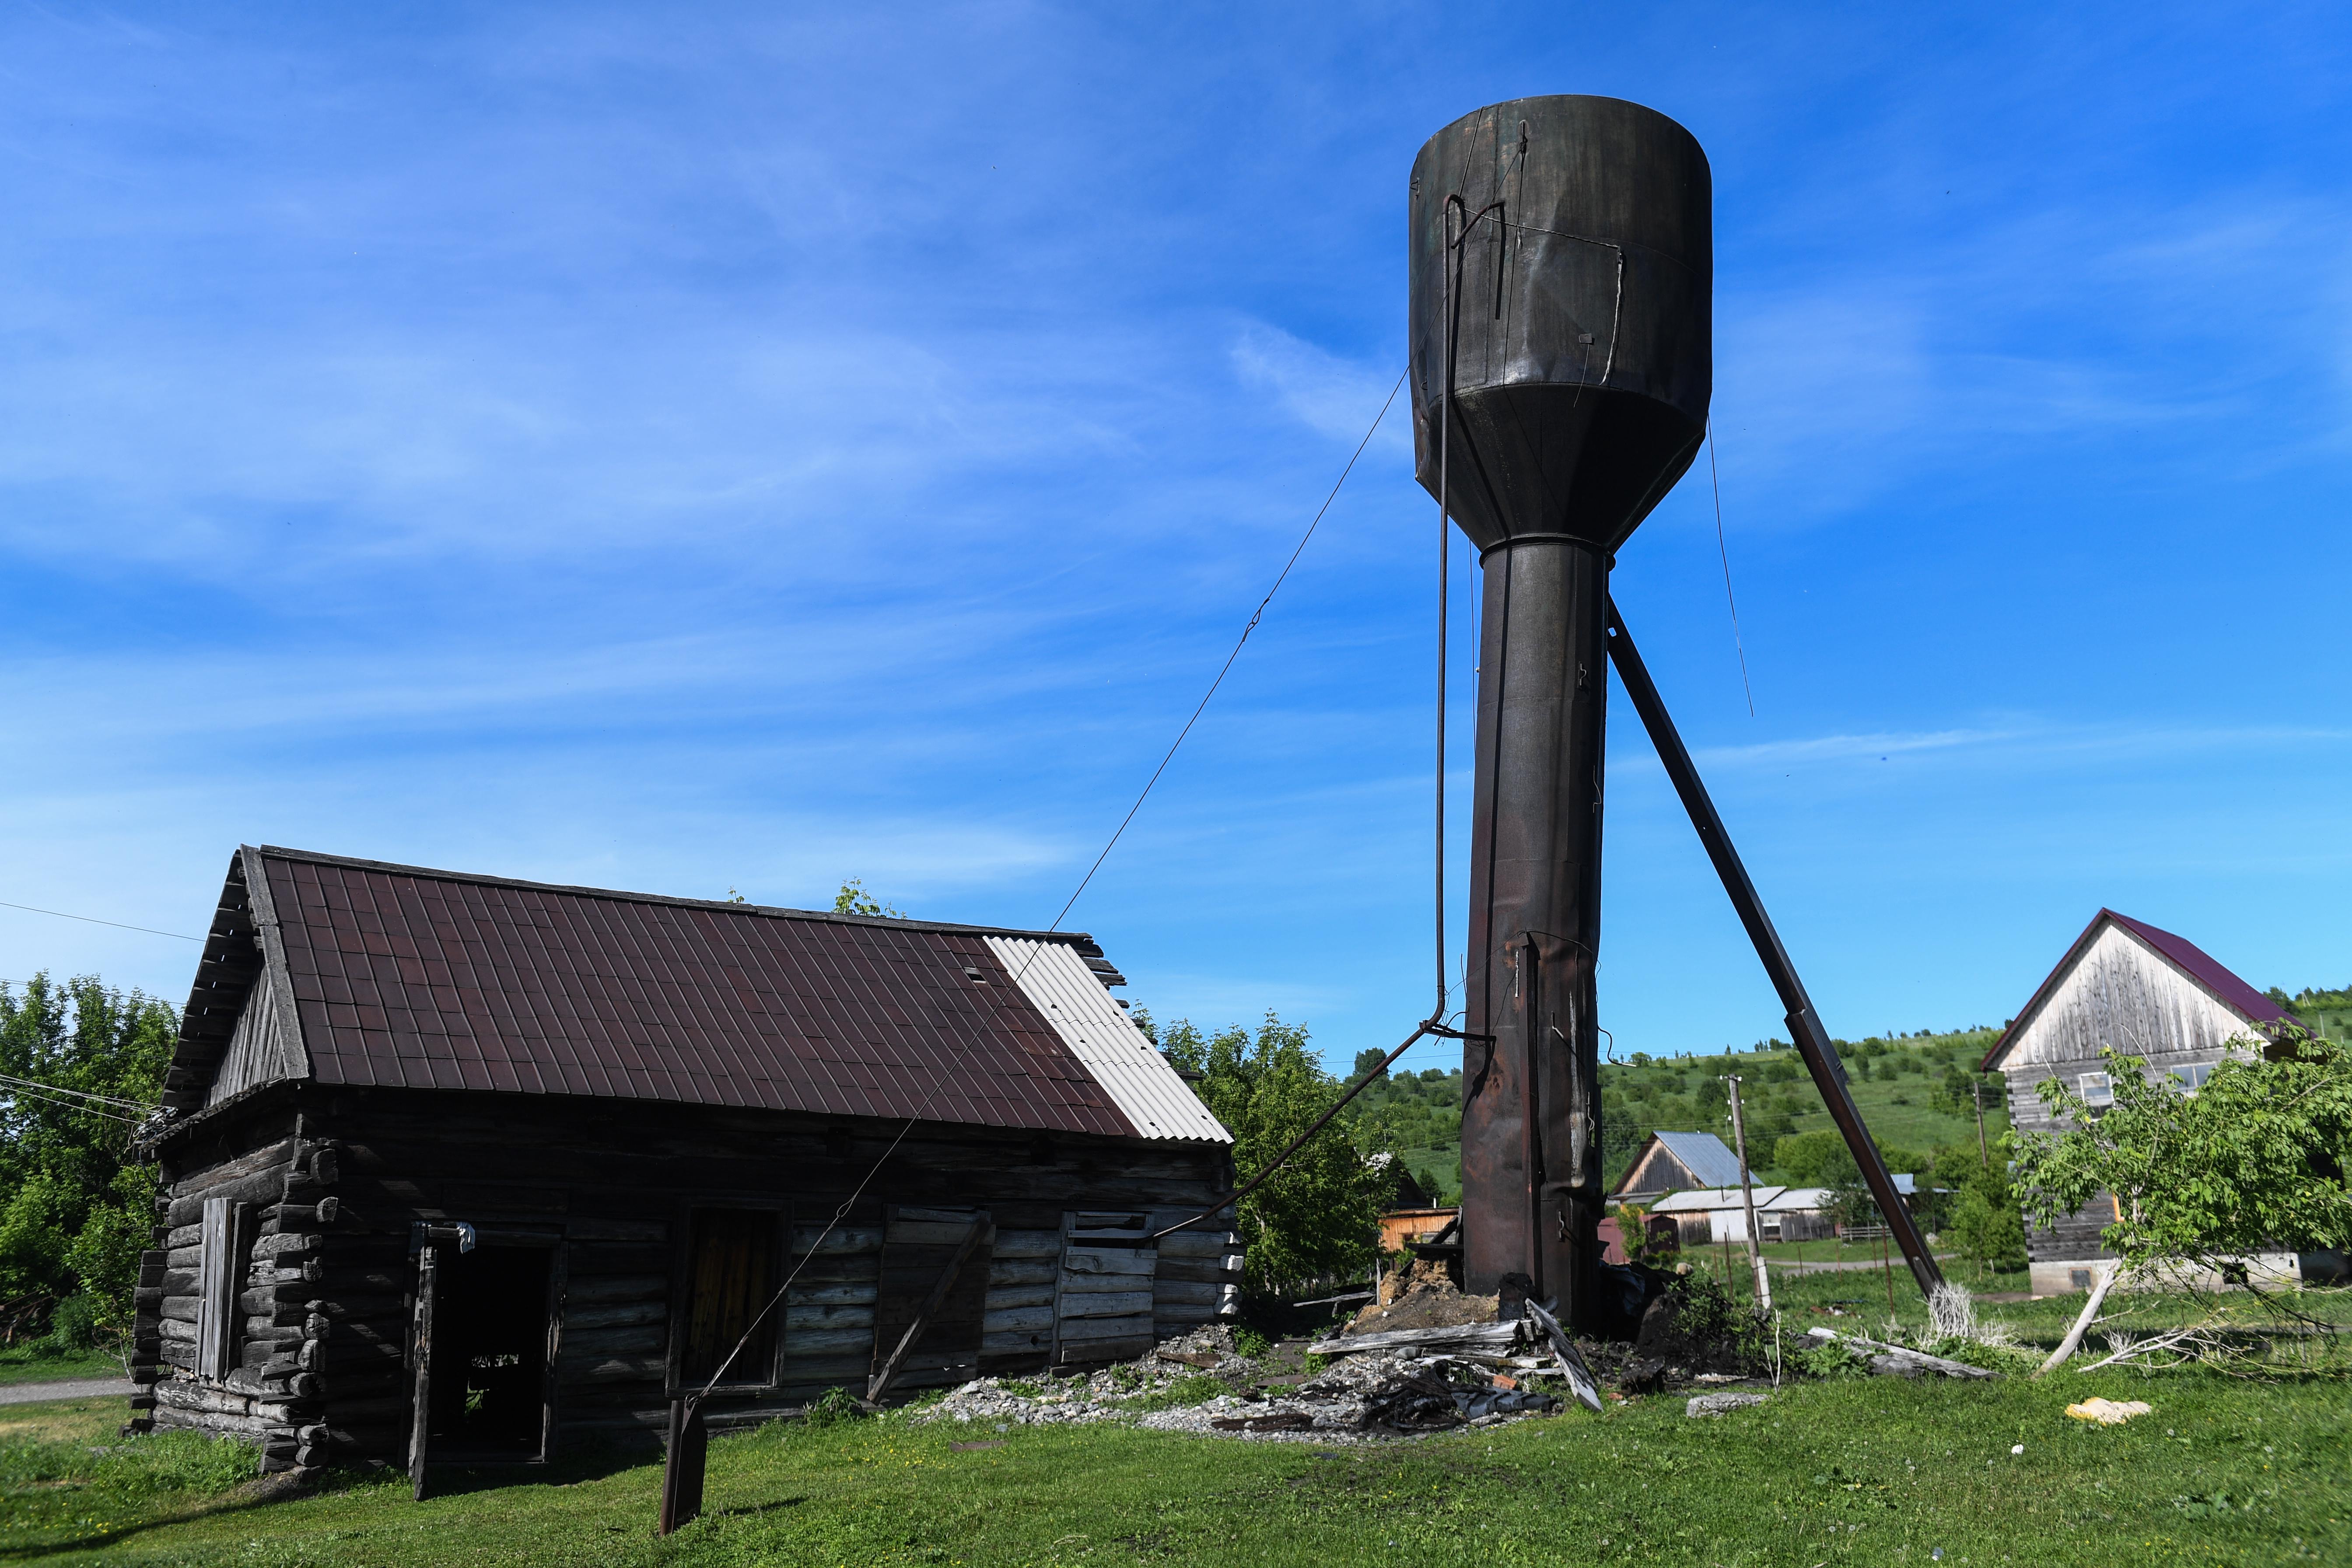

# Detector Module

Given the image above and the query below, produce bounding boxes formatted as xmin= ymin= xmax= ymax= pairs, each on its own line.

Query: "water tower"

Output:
xmin=1411 ymin=97 xmax=1939 ymax=1327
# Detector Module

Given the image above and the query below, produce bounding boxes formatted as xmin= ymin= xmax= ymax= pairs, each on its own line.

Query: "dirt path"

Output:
xmin=0 ymin=1377 xmax=131 ymax=1405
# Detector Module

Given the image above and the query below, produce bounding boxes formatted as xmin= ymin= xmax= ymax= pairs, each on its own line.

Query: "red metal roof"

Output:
xmin=1980 ymin=908 xmax=2288 ymax=1071
xmin=241 ymin=847 xmax=1144 ymax=1138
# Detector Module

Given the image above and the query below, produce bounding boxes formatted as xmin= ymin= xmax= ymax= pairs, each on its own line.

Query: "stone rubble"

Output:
xmin=919 ymin=1325 xmax=1563 ymax=1445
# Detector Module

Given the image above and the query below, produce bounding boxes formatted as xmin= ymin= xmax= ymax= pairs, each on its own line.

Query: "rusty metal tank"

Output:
xmin=1409 ymin=96 xmax=1712 ymax=1325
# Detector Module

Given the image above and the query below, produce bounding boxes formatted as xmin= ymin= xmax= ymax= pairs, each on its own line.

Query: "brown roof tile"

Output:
xmin=241 ymin=847 xmax=1138 ymax=1138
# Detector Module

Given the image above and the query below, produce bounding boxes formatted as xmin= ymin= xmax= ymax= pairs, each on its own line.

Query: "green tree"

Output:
xmin=2012 ymin=1034 xmax=2352 ymax=1273
xmin=1160 ymin=1012 xmax=1393 ymax=1298
xmin=0 ymin=974 xmax=175 ymax=1344
xmin=1942 ymin=1155 xmax=2027 ymax=1281
xmin=831 ymin=879 xmax=904 ymax=918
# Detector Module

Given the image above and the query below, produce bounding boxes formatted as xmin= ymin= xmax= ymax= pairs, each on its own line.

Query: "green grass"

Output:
xmin=0 ymin=1344 xmax=125 ymax=1388
xmin=5 ymin=1294 xmax=2345 ymax=1566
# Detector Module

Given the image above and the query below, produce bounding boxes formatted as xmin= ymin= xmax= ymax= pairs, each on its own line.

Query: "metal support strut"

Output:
xmin=1603 ymin=599 xmax=1944 ymax=1296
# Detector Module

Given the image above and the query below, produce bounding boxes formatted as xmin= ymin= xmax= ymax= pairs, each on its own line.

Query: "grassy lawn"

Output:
xmin=5 ymin=1290 xmax=2345 ymax=1566
xmin=0 ymin=1346 xmax=126 ymax=1389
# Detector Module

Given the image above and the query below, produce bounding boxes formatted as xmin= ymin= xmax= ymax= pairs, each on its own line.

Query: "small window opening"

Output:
xmin=2173 ymin=1061 xmax=2218 ymax=1094
xmin=427 ymin=1245 xmax=552 ymax=1458
xmin=2078 ymin=1071 xmax=2114 ymax=1108
xmin=963 ymin=966 xmax=988 ymax=983
xmin=683 ymin=1209 xmax=780 ymax=1388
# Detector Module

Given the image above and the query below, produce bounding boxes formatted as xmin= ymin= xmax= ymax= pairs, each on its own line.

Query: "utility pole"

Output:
xmin=1724 ymin=1075 xmax=1771 ymax=1311
xmin=1973 ymin=1080 xmax=1988 ymax=1166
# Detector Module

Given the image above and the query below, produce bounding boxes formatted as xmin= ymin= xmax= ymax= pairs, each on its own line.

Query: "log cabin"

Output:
xmin=127 ymin=846 xmax=1240 ymax=1480
xmin=1981 ymin=908 xmax=2288 ymax=1294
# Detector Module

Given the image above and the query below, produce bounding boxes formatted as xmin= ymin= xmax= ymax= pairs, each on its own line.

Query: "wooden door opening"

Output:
xmin=681 ymin=1209 xmax=781 ymax=1390
xmin=424 ymin=1244 xmax=557 ymax=1461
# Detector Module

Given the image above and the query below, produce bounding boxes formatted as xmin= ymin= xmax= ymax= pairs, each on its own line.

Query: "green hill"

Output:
xmin=1343 ymin=1026 xmax=2015 ymax=1204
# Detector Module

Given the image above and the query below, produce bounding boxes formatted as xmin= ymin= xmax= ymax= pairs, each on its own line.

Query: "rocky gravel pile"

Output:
xmin=920 ymin=1327 xmax=1562 ymax=1445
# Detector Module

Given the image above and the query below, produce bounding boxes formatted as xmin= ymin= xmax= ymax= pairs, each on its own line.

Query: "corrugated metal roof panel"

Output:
xmin=1651 ymin=1130 xmax=1746 ymax=1188
xmin=1648 ymin=1185 xmax=1786 ymax=1213
xmin=985 ymin=935 xmax=1230 ymax=1144
xmin=174 ymin=846 xmax=1145 ymax=1139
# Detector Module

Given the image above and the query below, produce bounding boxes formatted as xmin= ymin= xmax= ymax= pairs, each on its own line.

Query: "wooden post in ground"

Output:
xmin=1725 ymin=1075 xmax=1771 ymax=1311
xmin=1974 ymin=1081 xmax=1988 ymax=1166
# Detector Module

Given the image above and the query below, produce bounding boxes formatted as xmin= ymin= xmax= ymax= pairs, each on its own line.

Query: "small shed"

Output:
xmin=128 ymin=847 xmax=1242 ymax=1480
xmin=1648 ymin=1186 xmax=1786 ymax=1246
xmin=1981 ymin=908 xmax=2286 ymax=1294
xmin=1609 ymin=1130 xmax=1747 ymax=1205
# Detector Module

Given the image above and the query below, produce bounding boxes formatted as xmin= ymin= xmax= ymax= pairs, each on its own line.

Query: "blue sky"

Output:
xmin=4 ymin=2 xmax=2347 ymax=1076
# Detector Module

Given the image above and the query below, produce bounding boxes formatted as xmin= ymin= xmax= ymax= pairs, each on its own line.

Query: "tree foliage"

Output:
xmin=1158 ymin=1012 xmax=1393 ymax=1298
xmin=831 ymin=880 xmax=904 ymax=918
xmin=0 ymin=974 xmax=175 ymax=1344
xmin=2012 ymin=1035 xmax=2352 ymax=1270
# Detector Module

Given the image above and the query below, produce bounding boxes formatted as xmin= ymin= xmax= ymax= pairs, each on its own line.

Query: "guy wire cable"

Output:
xmin=690 ymin=368 xmax=1414 ymax=1396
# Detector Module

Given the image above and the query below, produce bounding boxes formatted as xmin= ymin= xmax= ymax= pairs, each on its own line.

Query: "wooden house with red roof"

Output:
xmin=1981 ymin=908 xmax=2289 ymax=1295
xmin=127 ymin=846 xmax=1238 ymax=1481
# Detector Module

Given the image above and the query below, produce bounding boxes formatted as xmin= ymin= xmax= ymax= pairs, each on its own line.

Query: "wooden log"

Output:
xmin=1306 ymin=1321 xmax=1523 ymax=1357
xmin=1061 ymin=1272 xmax=1154 ymax=1294
xmin=984 ymin=1285 xmax=1055 ymax=1311
xmin=784 ymin=1284 xmax=876 ymax=1307
xmin=323 ymin=1393 xmax=413 ymax=1422
xmin=1057 ymin=1313 xmax=1152 ymax=1344
xmin=1062 ymin=1246 xmax=1155 ymax=1274
xmin=160 ymin=1296 xmax=200 ymax=1325
xmin=1155 ymin=1258 xmax=1244 ymax=1285
xmin=252 ymin=1231 xmax=324 ymax=1259
xmin=791 ymin=1226 xmax=882 ymax=1256
xmin=982 ymin=1328 xmax=1054 ymax=1354
xmin=153 ymin=1382 xmax=253 ymax=1417
xmin=1151 ymin=1281 xmax=1228 ymax=1306
xmin=166 ymin=1165 xmax=305 ymax=1228
xmin=1804 ymin=1328 xmax=1998 ymax=1380
xmin=778 ymin=1327 xmax=872 ymax=1357
xmin=1156 ymin=1232 xmax=1240 ymax=1259
xmin=564 ymin=1301 xmax=665 ymax=1331
xmin=784 ymin=1304 xmax=872 ymax=1331
xmin=326 ymin=1424 xmax=407 ymax=1456
xmin=886 ymin=1219 xmax=988 ymax=1245
xmin=169 ymin=1138 xmax=302 ymax=1200
xmin=984 ymin=1305 xmax=1054 ymax=1333
xmin=1058 ymin=1290 xmax=1154 ymax=1318
xmin=308 ymin=1294 xmax=407 ymax=1320
xmin=989 ymin=1231 xmax=1063 ymax=1260
xmin=986 ymin=1260 xmax=1057 ymax=1287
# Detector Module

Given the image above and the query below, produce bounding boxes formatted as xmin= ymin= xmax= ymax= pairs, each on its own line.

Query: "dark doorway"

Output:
xmin=425 ymin=1244 xmax=555 ymax=1460
xmin=681 ymin=1209 xmax=780 ymax=1387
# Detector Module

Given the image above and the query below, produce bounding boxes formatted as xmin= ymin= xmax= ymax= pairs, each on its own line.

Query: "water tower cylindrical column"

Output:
xmin=1409 ymin=95 xmax=1711 ymax=1327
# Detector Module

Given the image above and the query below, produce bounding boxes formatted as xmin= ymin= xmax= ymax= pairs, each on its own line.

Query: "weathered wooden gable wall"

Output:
xmin=1999 ymin=922 xmax=2263 ymax=1270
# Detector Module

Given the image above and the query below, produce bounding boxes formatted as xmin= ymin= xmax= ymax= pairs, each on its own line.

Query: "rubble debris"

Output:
xmin=922 ymin=1327 xmax=1567 ymax=1445
xmin=1804 ymin=1327 xmax=1998 ymax=1380
xmin=1305 ymin=1320 xmax=1525 ymax=1358
xmin=1687 ymin=1392 xmax=1769 ymax=1418
xmin=1350 ymin=1261 xmax=1498 ymax=1334
xmin=2065 ymin=1397 xmax=2153 ymax=1425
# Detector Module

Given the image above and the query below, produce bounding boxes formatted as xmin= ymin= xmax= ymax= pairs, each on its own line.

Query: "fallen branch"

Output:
xmin=2034 ymin=1262 xmax=2126 ymax=1379
xmin=1803 ymin=1327 xmax=1997 ymax=1380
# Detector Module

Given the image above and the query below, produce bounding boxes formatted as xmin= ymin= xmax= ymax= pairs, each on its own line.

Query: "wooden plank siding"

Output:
xmin=133 ymin=1083 xmax=1236 ymax=1465
xmin=1995 ymin=920 xmax=2268 ymax=1273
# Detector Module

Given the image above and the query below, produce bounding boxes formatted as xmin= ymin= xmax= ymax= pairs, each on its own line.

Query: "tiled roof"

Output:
xmin=168 ymin=846 xmax=1225 ymax=1141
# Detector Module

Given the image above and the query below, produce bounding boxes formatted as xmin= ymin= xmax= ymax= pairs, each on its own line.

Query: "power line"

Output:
xmin=0 ymin=899 xmax=200 ymax=942
xmin=1038 ymin=369 xmax=1407 ymax=939
xmin=1705 ymin=420 xmax=1755 ymax=718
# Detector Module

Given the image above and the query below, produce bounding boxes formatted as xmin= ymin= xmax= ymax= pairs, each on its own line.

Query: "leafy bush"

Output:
xmin=1230 ymin=1326 xmax=1270 ymax=1359
xmin=1790 ymin=1338 xmax=1867 ymax=1379
xmin=801 ymin=1387 xmax=868 ymax=1429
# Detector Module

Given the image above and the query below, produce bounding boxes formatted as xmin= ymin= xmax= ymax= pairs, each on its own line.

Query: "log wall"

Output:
xmin=134 ymin=1083 xmax=1240 ymax=1466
